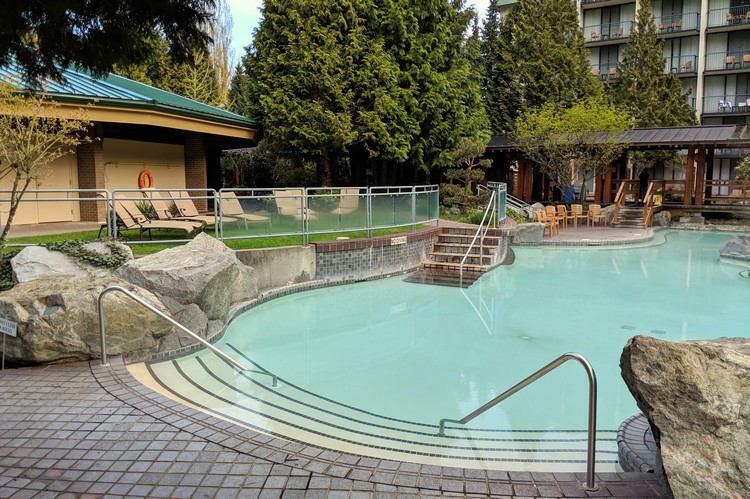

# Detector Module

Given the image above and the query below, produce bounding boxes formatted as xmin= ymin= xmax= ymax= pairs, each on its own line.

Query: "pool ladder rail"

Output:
xmin=97 ymin=286 xmax=254 ymax=375
xmin=437 ymin=352 xmax=599 ymax=492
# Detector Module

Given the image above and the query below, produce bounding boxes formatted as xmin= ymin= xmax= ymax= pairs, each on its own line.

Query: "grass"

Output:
xmin=5 ymin=225 xmax=429 ymax=256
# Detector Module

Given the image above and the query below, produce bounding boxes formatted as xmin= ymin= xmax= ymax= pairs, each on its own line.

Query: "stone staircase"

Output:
xmin=404 ymin=227 xmax=501 ymax=288
xmin=612 ymin=205 xmax=646 ymax=228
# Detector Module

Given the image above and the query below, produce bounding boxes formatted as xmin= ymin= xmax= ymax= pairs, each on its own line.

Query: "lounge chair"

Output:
xmin=273 ymin=189 xmax=318 ymax=220
xmin=587 ymin=204 xmax=607 ymax=226
xmin=333 ymin=188 xmax=360 ymax=220
xmin=217 ymin=191 xmax=272 ymax=229
xmin=144 ymin=190 xmax=235 ymax=226
xmin=112 ymin=194 xmax=203 ymax=240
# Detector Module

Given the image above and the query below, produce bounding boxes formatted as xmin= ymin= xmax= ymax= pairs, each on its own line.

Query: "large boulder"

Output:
xmin=0 ymin=276 xmax=172 ymax=364
xmin=11 ymin=241 xmax=133 ymax=283
xmin=512 ymin=223 xmax=545 ymax=244
xmin=651 ymin=210 xmax=672 ymax=228
xmin=720 ymin=235 xmax=750 ymax=261
xmin=115 ymin=233 xmax=258 ymax=320
xmin=621 ymin=336 xmax=750 ymax=499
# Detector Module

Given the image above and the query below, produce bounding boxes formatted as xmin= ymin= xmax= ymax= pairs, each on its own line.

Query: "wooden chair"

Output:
xmin=545 ymin=205 xmax=564 ymax=229
xmin=742 ymin=54 xmax=750 ymax=68
xmin=680 ymin=59 xmax=692 ymax=72
xmin=587 ymin=204 xmax=607 ymax=227
xmin=570 ymin=204 xmax=587 ymax=227
xmin=608 ymin=67 xmax=617 ymax=80
xmin=658 ymin=22 xmax=668 ymax=32
xmin=535 ymin=210 xmax=558 ymax=237
xmin=590 ymin=31 xmax=600 ymax=41
xmin=612 ymin=27 xmax=624 ymax=38
xmin=727 ymin=12 xmax=735 ymax=24
xmin=725 ymin=55 xmax=737 ymax=68
xmin=592 ymin=68 xmax=601 ymax=78
xmin=557 ymin=204 xmax=575 ymax=229
xmin=671 ymin=18 xmax=682 ymax=30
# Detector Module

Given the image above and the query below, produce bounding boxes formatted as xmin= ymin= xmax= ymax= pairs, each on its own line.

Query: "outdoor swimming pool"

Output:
xmin=137 ymin=230 xmax=750 ymax=472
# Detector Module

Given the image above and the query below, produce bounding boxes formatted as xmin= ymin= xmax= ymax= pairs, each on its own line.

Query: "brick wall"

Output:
xmin=76 ymin=141 xmax=106 ymax=222
xmin=184 ymin=131 xmax=208 ymax=212
xmin=313 ymin=227 xmax=441 ymax=280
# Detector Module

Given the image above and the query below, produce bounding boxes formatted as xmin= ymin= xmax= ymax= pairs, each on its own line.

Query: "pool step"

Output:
xmin=406 ymin=227 xmax=501 ymax=288
xmin=145 ymin=351 xmax=620 ymax=472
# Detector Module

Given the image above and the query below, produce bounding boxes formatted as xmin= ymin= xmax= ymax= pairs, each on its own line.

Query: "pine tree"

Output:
xmin=613 ymin=0 xmax=696 ymax=127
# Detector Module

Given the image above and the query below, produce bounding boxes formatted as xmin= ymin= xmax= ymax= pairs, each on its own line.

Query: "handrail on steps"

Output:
xmin=642 ymin=182 xmax=656 ymax=226
xmin=459 ymin=190 xmax=496 ymax=287
xmin=98 ymin=286 xmax=251 ymax=372
xmin=437 ymin=352 xmax=599 ymax=492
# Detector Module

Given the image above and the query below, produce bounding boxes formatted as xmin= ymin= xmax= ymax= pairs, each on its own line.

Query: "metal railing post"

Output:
xmin=437 ymin=352 xmax=598 ymax=492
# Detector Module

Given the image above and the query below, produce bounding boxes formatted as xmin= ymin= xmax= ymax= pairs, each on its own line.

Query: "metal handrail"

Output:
xmin=459 ymin=190 xmax=496 ymax=287
xmin=97 ymin=286 xmax=250 ymax=372
xmin=437 ymin=352 xmax=599 ymax=492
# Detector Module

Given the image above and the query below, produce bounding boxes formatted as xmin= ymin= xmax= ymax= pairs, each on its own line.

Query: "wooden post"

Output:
xmin=705 ymin=148 xmax=715 ymax=203
xmin=523 ymin=159 xmax=534 ymax=202
xmin=603 ymin=166 xmax=613 ymax=204
xmin=685 ymin=147 xmax=695 ymax=205
xmin=694 ymin=147 xmax=707 ymax=205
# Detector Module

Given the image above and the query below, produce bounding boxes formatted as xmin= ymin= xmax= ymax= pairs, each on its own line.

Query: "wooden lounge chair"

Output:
xmin=587 ymin=204 xmax=607 ymax=226
xmin=144 ymin=190 xmax=235 ymax=226
xmin=216 ymin=191 xmax=272 ymax=229
xmin=333 ymin=188 xmax=360 ymax=220
xmin=273 ymin=189 xmax=318 ymax=220
xmin=570 ymin=204 xmax=587 ymax=227
xmin=535 ymin=210 xmax=558 ymax=237
xmin=113 ymin=194 xmax=203 ymax=240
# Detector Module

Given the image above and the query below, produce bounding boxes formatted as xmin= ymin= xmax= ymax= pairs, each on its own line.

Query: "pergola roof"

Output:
xmin=487 ymin=125 xmax=750 ymax=151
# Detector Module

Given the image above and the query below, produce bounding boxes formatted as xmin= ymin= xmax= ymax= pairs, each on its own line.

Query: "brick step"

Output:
xmin=437 ymin=235 xmax=500 ymax=245
xmin=404 ymin=268 xmax=483 ymax=288
xmin=432 ymin=243 xmax=496 ymax=255
xmin=423 ymin=261 xmax=489 ymax=271
xmin=430 ymin=252 xmax=494 ymax=265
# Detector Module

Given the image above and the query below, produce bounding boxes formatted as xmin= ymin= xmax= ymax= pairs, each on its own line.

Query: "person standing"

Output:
xmin=638 ymin=169 xmax=650 ymax=205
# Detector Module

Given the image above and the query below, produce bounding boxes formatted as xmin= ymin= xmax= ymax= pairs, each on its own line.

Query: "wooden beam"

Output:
xmin=694 ymin=147 xmax=707 ymax=205
xmin=685 ymin=147 xmax=695 ymax=205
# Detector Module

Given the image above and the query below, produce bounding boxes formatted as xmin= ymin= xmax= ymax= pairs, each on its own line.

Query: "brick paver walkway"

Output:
xmin=0 ymin=359 xmax=667 ymax=498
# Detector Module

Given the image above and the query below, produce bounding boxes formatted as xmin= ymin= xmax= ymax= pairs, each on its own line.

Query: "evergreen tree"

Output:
xmin=504 ymin=0 xmax=601 ymax=112
xmin=480 ymin=1 xmax=520 ymax=133
xmin=613 ymin=0 xmax=696 ymax=127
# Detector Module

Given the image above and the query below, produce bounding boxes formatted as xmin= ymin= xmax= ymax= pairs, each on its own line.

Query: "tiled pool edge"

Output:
xmin=97 ymin=357 xmax=667 ymax=497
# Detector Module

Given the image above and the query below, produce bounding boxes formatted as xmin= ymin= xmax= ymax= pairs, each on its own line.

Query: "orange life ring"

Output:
xmin=138 ymin=169 xmax=154 ymax=189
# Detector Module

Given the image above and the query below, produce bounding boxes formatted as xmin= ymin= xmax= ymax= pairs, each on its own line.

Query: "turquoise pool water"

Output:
xmin=145 ymin=230 xmax=750 ymax=470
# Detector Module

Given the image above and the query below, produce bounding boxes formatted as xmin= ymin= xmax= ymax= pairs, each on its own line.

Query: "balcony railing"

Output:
xmin=666 ymin=54 xmax=697 ymax=74
xmin=655 ymin=12 xmax=700 ymax=33
xmin=704 ymin=51 xmax=750 ymax=71
xmin=707 ymin=7 xmax=750 ymax=28
xmin=585 ymin=21 xmax=635 ymax=42
xmin=702 ymin=95 xmax=750 ymax=114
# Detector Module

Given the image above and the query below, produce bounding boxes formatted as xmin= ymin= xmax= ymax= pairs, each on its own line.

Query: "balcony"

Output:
xmin=702 ymin=95 xmax=750 ymax=115
xmin=590 ymin=64 xmax=619 ymax=81
xmin=707 ymin=7 xmax=750 ymax=29
xmin=704 ymin=51 xmax=750 ymax=72
xmin=666 ymin=55 xmax=698 ymax=75
xmin=585 ymin=21 xmax=635 ymax=43
xmin=655 ymin=12 xmax=700 ymax=34
xmin=581 ymin=0 xmax=634 ymax=7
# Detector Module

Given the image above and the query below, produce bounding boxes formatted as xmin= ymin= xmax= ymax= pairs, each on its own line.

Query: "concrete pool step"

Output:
xmin=145 ymin=351 xmax=620 ymax=472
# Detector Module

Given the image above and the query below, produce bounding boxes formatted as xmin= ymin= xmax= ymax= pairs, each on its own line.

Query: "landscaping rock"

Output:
xmin=173 ymin=303 xmax=209 ymax=337
xmin=603 ymin=204 xmax=616 ymax=225
xmin=651 ymin=210 xmax=672 ymax=227
xmin=115 ymin=233 xmax=258 ymax=320
xmin=719 ymin=235 xmax=750 ymax=261
xmin=11 ymin=240 xmax=133 ymax=283
xmin=511 ymin=223 xmax=544 ymax=244
xmin=620 ymin=335 xmax=750 ymax=499
xmin=0 ymin=276 xmax=172 ymax=364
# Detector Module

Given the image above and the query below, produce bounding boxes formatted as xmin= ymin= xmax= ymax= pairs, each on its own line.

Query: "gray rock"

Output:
xmin=115 ymin=233 xmax=258 ymax=320
xmin=720 ymin=235 xmax=750 ymax=260
xmin=512 ymin=223 xmax=544 ymax=244
xmin=621 ymin=336 xmax=750 ymax=499
xmin=174 ymin=303 xmax=208 ymax=337
xmin=11 ymin=241 xmax=133 ymax=283
xmin=603 ymin=204 xmax=616 ymax=225
xmin=651 ymin=210 xmax=672 ymax=227
xmin=0 ymin=276 xmax=172 ymax=364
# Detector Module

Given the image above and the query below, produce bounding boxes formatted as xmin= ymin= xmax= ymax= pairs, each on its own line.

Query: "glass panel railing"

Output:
xmin=306 ymin=188 xmax=367 ymax=234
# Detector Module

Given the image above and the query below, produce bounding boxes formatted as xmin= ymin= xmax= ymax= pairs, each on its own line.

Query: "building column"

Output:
xmin=184 ymin=131 xmax=208 ymax=212
xmin=76 ymin=140 xmax=106 ymax=222
xmin=694 ymin=147 xmax=707 ymax=205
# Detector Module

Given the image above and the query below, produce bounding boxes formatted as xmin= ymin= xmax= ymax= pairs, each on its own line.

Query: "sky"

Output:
xmin=225 ymin=0 xmax=491 ymax=64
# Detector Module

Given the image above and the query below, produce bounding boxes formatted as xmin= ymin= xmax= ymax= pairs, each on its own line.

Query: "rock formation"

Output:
xmin=651 ymin=210 xmax=672 ymax=228
xmin=621 ymin=335 xmax=750 ymax=499
xmin=0 ymin=276 xmax=172 ymax=363
xmin=720 ymin=234 xmax=750 ymax=261
xmin=115 ymin=233 xmax=258 ymax=320
xmin=512 ymin=223 xmax=545 ymax=244
xmin=11 ymin=241 xmax=133 ymax=283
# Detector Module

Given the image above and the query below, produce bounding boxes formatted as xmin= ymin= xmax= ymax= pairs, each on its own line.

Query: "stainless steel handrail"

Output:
xmin=459 ymin=190 xmax=496 ymax=287
xmin=437 ymin=352 xmax=599 ymax=492
xmin=97 ymin=286 xmax=250 ymax=372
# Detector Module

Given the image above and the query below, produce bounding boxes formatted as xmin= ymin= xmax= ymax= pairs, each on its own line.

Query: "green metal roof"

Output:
xmin=0 ymin=63 xmax=257 ymax=129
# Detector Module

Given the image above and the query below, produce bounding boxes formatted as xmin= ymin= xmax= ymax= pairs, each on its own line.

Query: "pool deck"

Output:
xmin=0 ymin=221 xmax=671 ymax=498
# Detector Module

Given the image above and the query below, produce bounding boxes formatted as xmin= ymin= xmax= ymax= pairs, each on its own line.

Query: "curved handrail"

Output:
xmin=459 ymin=190 xmax=497 ymax=287
xmin=437 ymin=352 xmax=598 ymax=492
xmin=97 ymin=285 xmax=250 ymax=372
